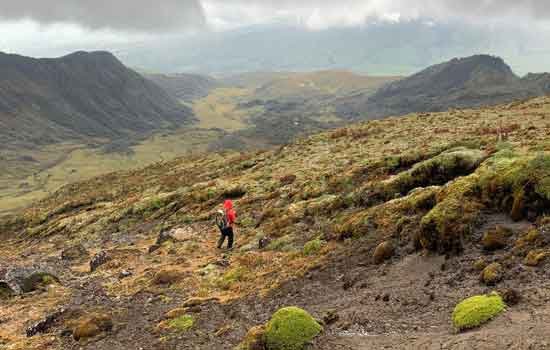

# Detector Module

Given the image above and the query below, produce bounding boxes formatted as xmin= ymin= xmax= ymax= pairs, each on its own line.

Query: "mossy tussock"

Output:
xmin=236 ymin=307 xmax=322 ymax=350
xmin=452 ymin=292 xmax=506 ymax=331
xmin=419 ymin=174 xmax=484 ymax=252
xmin=337 ymin=148 xmax=550 ymax=255
xmin=303 ymin=238 xmax=325 ymax=256
xmin=264 ymin=307 xmax=322 ymax=350
xmin=477 ymin=152 xmax=550 ymax=220
xmin=356 ymin=147 xmax=486 ymax=207
xmin=168 ymin=314 xmax=194 ymax=332
xmin=419 ymin=150 xmax=550 ymax=252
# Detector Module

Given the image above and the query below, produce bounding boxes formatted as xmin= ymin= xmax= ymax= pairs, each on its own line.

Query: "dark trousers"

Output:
xmin=217 ymin=227 xmax=234 ymax=249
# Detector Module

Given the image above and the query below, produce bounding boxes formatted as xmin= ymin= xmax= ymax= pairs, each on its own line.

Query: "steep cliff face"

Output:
xmin=0 ymin=51 xmax=193 ymax=148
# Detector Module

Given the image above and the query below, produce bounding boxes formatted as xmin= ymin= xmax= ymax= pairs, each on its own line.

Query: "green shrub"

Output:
xmin=266 ymin=235 xmax=296 ymax=252
xmin=303 ymin=239 xmax=325 ymax=256
xmin=452 ymin=292 xmax=506 ymax=331
xmin=168 ymin=314 xmax=194 ymax=331
xmin=216 ymin=267 xmax=250 ymax=290
xmin=265 ymin=307 xmax=322 ymax=350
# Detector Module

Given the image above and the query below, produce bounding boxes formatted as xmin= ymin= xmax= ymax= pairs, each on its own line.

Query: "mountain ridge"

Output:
xmin=336 ymin=54 xmax=550 ymax=119
xmin=0 ymin=50 xmax=193 ymax=148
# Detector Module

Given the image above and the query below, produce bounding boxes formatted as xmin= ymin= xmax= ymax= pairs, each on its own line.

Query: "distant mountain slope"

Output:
xmin=117 ymin=21 xmax=549 ymax=76
xmin=145 ymin=73 xmax=218 ymax=102
xmin=337 ymin=55 xmax=550 ymax=119
xmin=253 ymin=70 xmax=400 ymax=100
xmin=0 ymin=51 xmax=193 ymax=148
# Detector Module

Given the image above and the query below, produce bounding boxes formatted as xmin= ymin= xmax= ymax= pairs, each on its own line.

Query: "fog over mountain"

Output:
xmin=113 ymin=20 xmax=549 ymax=76
xmin=1 ymin=1 xmax=550 ymax=76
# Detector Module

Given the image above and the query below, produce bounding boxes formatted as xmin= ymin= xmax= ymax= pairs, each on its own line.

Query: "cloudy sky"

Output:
xmin=1 ymin=0 xmax=549 ymax=61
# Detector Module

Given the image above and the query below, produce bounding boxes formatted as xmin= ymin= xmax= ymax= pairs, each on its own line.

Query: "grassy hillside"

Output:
xmin=2 ymin=96 xmax=550 ymax=349
xmin=0 ymin=71 xmax=396 ymax=216
xmin=0 ymin=129 xmax=224 ymax=216
xmin=0 ymin=51 xmax=192 ymax=148
xmin=349 ymin=55 xmax=550 ymax=119
xmin=253 ymin=70 xmax=400 ymax=99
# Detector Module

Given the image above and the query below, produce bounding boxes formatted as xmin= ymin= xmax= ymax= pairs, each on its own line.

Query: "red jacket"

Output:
xmin=224 ymin=200 xmax=236 ymax=226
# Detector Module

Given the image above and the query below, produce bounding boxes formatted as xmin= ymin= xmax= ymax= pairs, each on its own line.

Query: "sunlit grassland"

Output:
xmin=192 ymin=88 xmax=259 ymax=131
xmin=0 ymin=129 xmax=222 ymax=215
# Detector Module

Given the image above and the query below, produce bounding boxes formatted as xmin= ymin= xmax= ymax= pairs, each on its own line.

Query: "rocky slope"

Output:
xmin=2 ymin=95 xmax=550 ymax=349
xmin=338 ymin=55 xmax=550 ymax=119
xmin=0 ymin=51 xmax=193 ymax=149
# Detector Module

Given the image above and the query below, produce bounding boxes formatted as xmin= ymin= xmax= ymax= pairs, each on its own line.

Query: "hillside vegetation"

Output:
xmin=2 ymin=95 xmax=550 ymax=349
xmin=145 ymin=73 xmax=218 ymax=102
xmin=1 ymin=69 xmax=396 ymax=215
xmin=0 ymin=51 xmax=192 ymax=148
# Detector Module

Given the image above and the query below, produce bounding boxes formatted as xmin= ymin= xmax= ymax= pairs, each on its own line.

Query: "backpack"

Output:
xmin=215 ymin=211 xmax=229 ymax=230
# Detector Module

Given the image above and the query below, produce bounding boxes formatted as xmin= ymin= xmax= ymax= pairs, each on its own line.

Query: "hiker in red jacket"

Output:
xmin=216 ymin=200 xmax=236 ymax=250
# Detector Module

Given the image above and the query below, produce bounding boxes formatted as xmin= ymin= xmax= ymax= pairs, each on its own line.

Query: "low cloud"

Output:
xmin=202 ymin=0 xmax=550 ymax=30
xmin=1 ymin=1 xmax=548 ymax=33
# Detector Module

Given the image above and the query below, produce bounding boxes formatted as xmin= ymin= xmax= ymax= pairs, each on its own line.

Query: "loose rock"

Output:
xmin=482 ymin=226 xmax=511 ymax=251
xmin=26 ymin=309 xmax=65 ymax=337
xmin=524 ymin=250 xmax=547 ymax=267
xmin=61 ymin=244 xmax=88 ymax=261
xmin=373 ymin=241 xmax=394 ymax=264
xmin=90 ymin=251 xmax=110 ymax=272
xmin=501 ymin=288 xmax=521 ymax=306
xmin=73 ymin=313 xmax=113 ymax=341
xmin=152 ymin=269 xmax=185 ymax=285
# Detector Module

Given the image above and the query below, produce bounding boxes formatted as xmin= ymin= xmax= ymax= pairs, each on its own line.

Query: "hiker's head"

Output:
xmin=223 ymin=200 xmax=233 ymax=210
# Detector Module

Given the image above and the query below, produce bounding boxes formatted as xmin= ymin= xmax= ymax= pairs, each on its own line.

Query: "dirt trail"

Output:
xmin=328 ymin=305 xmax=550 ymax=350
xmin=3 ymin=213 xmax=550 ymax=350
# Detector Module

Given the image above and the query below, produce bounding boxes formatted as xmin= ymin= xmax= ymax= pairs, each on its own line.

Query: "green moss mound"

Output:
xmin=478 ymin=152 xmax=550 ymax=220
xmin=452 ymin=292 xmax=506 ymax=331
xmin=362 ymin=147 xmax=486 ymax=206
xmin=265 ymin=307 xmax=322 ymax=350
xmin=413 ymin=150 xmax=550 ymax=253
xmin=168 ymin=314 xmax=194 ymax=332
xmin=419 ymin=174 xmax=483 ymax=252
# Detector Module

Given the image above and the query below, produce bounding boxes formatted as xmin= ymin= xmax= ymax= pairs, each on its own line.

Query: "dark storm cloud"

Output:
xmin=0 ymin=0 xmax=206 ymax=31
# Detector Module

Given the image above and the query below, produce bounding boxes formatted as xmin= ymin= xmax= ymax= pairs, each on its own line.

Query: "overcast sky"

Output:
xmin=1 ymin=1 xmax=549 ymax=57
